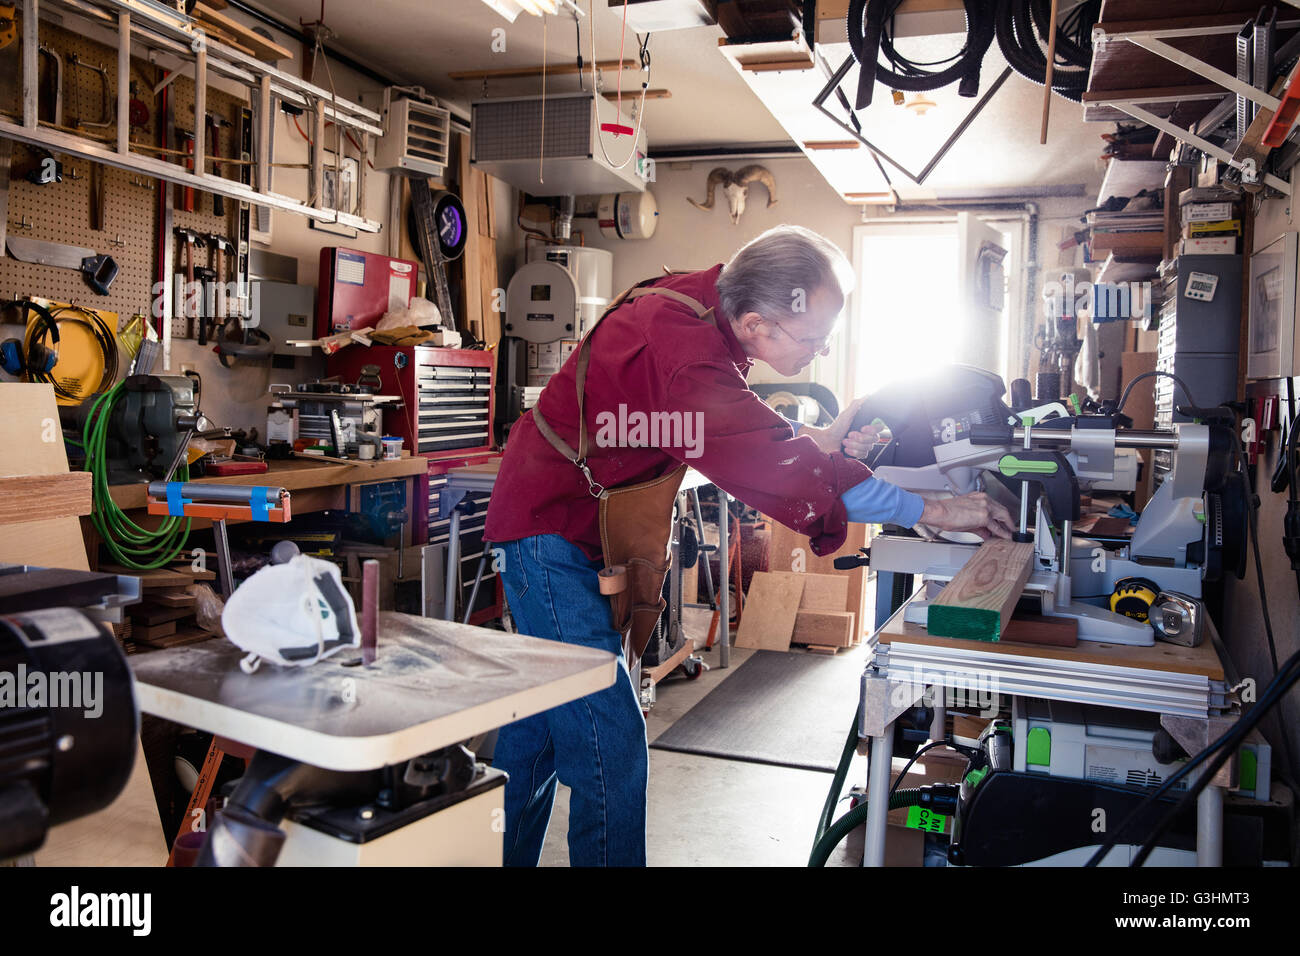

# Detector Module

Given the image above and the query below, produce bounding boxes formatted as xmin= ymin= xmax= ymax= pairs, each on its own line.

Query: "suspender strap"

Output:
xmin=532 ymin=283 xmax=715 ymax=496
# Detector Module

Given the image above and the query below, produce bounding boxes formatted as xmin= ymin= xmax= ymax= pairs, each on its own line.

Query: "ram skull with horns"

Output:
xmin=687 ymin=165 xmax=778 ymax=224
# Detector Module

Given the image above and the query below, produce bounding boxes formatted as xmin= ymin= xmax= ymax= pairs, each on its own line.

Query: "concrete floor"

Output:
xmin=537 ymin=642 xmax=869 ymax=867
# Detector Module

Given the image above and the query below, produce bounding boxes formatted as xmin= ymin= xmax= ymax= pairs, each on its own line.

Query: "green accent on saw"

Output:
xmin=1069 ymin=393 xmax=1082 ymax=414
xmin=998 ymin=454 xmax=1059 ymax=477
xmin=927 ymin=605 xmax=1002 ymax=641
xmin=871 ymin=417 xmax=886 ymax=428
xmin=1196 ymin=511 xmax=1206 ymax=524
xmin=905 ymin=805 xmax=948 ymax=833
xmin=1026 ymin=727 xmax=1052 ymax=767
xmin=1020 ymin=414 xmax=1035 ymax=427
xmin=964 ymin=766 xmax=989 ymax=789
xmin=1240 ymin=748 xmax=1257 ymax=792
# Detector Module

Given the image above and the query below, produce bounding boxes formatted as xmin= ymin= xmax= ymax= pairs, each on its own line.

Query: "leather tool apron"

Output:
xmin=532 ymin=283 xmax=717 ymax=664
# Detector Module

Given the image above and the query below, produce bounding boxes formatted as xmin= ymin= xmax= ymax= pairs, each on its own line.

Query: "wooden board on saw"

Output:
xmin=927 ymin=540 xmax=1036 ymax=642
xmin=1001 ymin=613 xmax=1079 ymax=648
xmin=734 ymin=570 xmax=805 ymax=652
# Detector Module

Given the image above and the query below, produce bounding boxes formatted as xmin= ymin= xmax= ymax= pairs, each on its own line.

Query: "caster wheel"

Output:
xmin=682 ymin=659 xmax=703 ymax=680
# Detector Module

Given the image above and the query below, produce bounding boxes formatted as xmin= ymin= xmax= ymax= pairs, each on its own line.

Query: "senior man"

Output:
xmin=484 ymin=225 xmax=1014 ymax=866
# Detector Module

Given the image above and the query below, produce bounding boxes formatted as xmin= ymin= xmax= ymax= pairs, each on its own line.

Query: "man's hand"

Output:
xmin=801 ymin=397 xmax=882 ymax=458
xmin=918 ymin=492 xmax=1016 ymax=540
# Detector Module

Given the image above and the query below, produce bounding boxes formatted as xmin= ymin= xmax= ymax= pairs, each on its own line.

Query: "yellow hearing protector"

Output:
xmin=0 ymin=6 xmax=16 ymax=51
xmin=1110 ymin=577 xmax=1161 ymax=623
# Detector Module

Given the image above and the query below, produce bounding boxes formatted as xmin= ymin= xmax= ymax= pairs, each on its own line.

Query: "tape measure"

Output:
xmin=1110 ymin=577 xmax=1161 ymax=623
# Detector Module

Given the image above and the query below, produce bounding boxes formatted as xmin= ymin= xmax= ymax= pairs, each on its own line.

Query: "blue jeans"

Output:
xmin=492 ymin=534 xmax=648 ymax=866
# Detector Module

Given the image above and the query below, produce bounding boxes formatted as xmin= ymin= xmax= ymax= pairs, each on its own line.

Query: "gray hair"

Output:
xmin=716 ymin=225 xmax=853 ymax=322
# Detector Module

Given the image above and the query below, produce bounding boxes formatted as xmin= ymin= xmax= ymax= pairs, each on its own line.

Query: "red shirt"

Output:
xmin=484 ymin=264 xmax=871 ymax=560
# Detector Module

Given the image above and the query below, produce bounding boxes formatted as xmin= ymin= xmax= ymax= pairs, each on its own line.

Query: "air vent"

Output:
xmin=471 ymin=92 xmax=649 ymax=196
xmin=375 ymin=97 xmax=451 ymax=178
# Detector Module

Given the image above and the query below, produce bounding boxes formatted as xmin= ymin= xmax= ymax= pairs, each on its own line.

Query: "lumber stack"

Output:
xmin=766 ymin=519 xmax=871 ymax=645
xmin=102 ymin=563 xmax=221 ymax=653
xmin=735 ymin=570 xmax=858 ymax=655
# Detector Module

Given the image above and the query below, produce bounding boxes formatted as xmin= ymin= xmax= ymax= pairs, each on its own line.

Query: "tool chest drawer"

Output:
xmin=328 ymin=344 xmax=495 ymax=459
xmin=413 ymin=362 xmax=493 ymax=455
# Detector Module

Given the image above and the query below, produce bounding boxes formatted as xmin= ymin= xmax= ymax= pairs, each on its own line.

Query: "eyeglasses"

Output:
xmin=767 ymin=318 xmax=833 ymax=357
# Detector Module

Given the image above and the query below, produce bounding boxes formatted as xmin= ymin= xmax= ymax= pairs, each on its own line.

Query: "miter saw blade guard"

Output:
xmin=851 ymin=365 xmax=1013 ymax=469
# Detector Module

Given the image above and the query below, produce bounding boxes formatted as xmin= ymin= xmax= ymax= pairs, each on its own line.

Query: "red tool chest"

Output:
xmin=328 ymin=345 xmax=494 ymax=459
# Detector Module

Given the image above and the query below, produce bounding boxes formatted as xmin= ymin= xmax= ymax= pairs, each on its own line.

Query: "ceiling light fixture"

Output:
xmin=905 ymin=94 xmax=937 ymax=117
xmin=480 ymin=0 xmax=524 ymax=21
xmin=483 ymin=0 xmax=579 ymax=18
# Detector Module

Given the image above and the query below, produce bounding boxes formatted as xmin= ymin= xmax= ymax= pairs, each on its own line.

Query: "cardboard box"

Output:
xmin=877 ymin=755 xmax=968 ymax=865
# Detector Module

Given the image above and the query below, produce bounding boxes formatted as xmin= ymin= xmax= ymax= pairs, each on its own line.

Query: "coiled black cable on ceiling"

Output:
xmin=846 ymin=0 xmax=1100 ymax=107
xmin=996 ymin=0 xmax=1100 ymax=104
xmin=847 ymin=0 xmax=996 ymax=108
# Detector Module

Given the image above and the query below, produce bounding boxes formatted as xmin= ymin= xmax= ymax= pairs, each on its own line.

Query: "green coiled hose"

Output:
xmin=84 ymin=381 xmax=192 ymax=569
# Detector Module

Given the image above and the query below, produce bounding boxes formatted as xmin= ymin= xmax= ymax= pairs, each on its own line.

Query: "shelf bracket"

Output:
xmin=1103 ymin=99 xmax=1291 ymax=194
xmin=1124 ymin=36 xmax=1281 ymax=113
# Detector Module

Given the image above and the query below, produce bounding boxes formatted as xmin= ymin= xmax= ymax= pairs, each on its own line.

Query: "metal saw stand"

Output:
xmin=857 ymin=591 xmax=1239 ymax=868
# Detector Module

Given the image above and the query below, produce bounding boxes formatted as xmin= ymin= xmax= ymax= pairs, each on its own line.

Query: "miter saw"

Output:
xmin=849 ymin=366 xmax=1246 ymax=646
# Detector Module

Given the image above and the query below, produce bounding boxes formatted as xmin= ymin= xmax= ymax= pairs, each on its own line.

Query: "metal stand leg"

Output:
xmin=874 ymin=571 xmax=896 ymax=630
xmin=930 ymin=705 xmax=946 ymax=742
xmin=691 ymin=488 xmax=717 ymax=605
xmin=717 ymin=491 xmax=730 ymax=669
xmin=1197 ymin=781 xmax=1224 ymax=867
xmin=443 ymin=506 xmax=461 ymax=623
xmin=462 ymin=550 xmax=489 ymax=626
xmin=213 ymin=517 xmax=234 ymax=598
xmin=864 ymin=725 xmax=894 ymax=867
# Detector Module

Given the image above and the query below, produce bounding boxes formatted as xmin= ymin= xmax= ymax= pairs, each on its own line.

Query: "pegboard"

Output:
xmin=0 ymin=12 xmax=248 ymax=346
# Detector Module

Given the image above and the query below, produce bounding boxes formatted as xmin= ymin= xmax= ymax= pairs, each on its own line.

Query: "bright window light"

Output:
xmin=853 ymin=228 xmax=958 ymax=394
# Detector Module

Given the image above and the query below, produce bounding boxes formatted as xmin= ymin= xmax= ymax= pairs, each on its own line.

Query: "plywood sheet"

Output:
xmin=796 ymin=572 xmax=849 ymax=612
xmin=735 ymin=570 xmax=806 ymax=652
xmin=0 ymin=383 xmax=69 ymax=477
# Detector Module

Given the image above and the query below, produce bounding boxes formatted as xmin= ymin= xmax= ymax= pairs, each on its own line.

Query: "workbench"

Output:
xmin=107 ymin=455 xmax=429 ymax=521
xmin=859 ymin=588 xmax=1237 ymax=868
